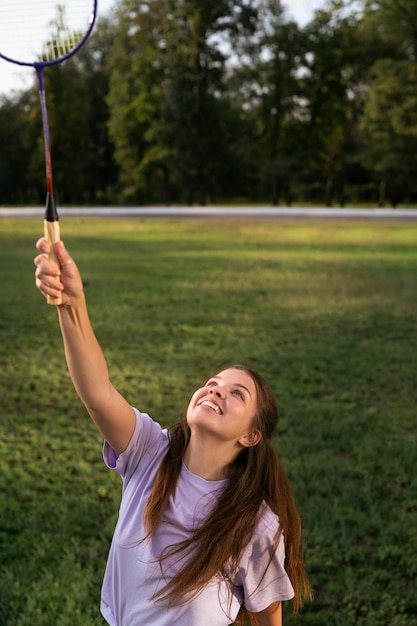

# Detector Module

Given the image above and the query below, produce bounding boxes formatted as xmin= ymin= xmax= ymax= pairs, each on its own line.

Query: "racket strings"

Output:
xmin=0 ymin=0 xmax=96 ymax=66
xmin=41 ymin=31 xmax=84 ymax=63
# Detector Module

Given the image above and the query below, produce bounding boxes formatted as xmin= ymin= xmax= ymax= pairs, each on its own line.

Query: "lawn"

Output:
xmin=0 ymin=217 xmax=416 ymax=625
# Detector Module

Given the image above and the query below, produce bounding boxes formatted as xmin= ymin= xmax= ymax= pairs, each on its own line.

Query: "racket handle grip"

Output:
xmin=44 ymin=219 xmax=62 ymax=306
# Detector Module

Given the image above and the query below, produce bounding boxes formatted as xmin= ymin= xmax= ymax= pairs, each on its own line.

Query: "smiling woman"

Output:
xmin=34 ymin=238 xmax=312 ymax=626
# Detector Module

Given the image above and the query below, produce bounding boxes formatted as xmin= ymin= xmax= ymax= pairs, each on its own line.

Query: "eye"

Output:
xmin=232 ymin=388 xmax=245 ymax=400
xmin=205 ymin=380 xmax=217 ymax=388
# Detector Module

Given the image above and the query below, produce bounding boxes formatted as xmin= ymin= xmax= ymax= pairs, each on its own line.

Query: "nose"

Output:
xmin=209 ymin=386 xmax=224 ymax=398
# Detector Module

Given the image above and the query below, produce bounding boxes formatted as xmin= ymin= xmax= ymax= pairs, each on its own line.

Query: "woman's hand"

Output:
xmin=34 ymin=238 xmax=83 ymax=305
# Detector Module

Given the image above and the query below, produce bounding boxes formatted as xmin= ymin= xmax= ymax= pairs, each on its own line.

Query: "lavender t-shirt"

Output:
xmin=100 ymin=408 xmax=294 ymax=626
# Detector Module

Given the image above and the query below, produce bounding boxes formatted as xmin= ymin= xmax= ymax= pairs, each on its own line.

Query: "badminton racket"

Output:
xmin=0 ymin=0 xmax=98 ymax=304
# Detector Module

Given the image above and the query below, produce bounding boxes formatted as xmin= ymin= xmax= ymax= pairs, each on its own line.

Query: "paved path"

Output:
xmin=1 ymin=206 xmax=417 ymax=219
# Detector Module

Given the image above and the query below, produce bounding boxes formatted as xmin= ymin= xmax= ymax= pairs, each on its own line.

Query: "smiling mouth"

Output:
xmin=199 ymin=400 xmax=222 ymax=414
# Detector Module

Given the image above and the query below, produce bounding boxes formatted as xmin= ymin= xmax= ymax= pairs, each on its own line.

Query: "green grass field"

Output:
xmin=1 ymin=217 xmax=416 ymax=625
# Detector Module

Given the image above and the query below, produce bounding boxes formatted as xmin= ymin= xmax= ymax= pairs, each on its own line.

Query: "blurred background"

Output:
xmin=1 ymin=0 xmax=416 ymax=209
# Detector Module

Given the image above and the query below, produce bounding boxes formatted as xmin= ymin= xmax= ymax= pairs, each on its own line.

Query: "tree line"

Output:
xmin=1 ymin=0 xmax=416 ymax=208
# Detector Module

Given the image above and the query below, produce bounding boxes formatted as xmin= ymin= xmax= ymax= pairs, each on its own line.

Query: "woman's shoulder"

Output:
xmin=253 ymin=501 xmax=281 ymax=539
xmin=126 ymin=408 xmax=170 ymax=462
xmin=104 ymin=407 xmax=169 ymax=477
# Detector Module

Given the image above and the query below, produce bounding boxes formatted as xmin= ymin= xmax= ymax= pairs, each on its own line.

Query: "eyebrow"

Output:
xmin=210 ymin=376 xmax=252 ymax=397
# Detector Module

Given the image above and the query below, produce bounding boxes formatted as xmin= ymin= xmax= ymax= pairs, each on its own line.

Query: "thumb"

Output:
xmin=55 ymin=240 xmax=74 ymax=269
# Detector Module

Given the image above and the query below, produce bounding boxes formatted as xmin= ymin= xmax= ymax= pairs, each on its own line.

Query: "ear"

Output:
xmin=239 ymin=429 xmax=262 ymax=448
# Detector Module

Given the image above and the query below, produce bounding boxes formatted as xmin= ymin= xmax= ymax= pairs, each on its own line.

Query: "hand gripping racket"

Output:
xmin=0 ymin=0 xmax=98 ymax=304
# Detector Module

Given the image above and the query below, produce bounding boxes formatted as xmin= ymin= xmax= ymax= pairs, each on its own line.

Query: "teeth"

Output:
xmin=201 ymin=400 xmax=220 ymax=414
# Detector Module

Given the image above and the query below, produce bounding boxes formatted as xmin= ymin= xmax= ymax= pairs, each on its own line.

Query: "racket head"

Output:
xmin=0 ymin=0 xmax=98 ymax=69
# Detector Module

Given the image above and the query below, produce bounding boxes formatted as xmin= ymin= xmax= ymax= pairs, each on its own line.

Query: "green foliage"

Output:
xmin=227 ymin=0 xmax=305 ymax=205
xmin=357 ymin=0 xmax=417 ymax=206
xmin=359 ymin=59 xmax=417 ymax=197
xmin=0 ymin=91 xmax=40 ymax=204
xmin=107 ymin=0 xmax=256 ymax=205
xmin=301 ymin=6 xmax=362 ymax=205
xmin=1 ymin=217 xmax=416 ymax=624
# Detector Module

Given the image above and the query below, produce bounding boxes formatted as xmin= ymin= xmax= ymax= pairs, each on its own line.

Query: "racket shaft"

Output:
xmin=44 ymin=219 xmax=62 ymax=306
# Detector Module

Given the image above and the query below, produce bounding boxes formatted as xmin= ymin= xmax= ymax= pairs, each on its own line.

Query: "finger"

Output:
xmin=35 ymin=275 xmax=63 ymax=300
xmin=34 ymin=254 xmax=61 ymax=279
xmin=34 ymin=253 xmax=51 ymax=268
xmin=35 ymin=265 xmax=60 ymax=283
xmin=36 ymin=237 xmax=50 ymax=254
xmin=35 ymin=266 xmax=63 ymax=287
xmin=59 ymin=258 xmax=74 ymax=270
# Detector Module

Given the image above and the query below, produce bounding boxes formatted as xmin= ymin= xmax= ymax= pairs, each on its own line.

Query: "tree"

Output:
xmin=358 ymin=58 xmax=417 ymax=206
xmin=301 ymin=3 xmax=365 ymax=206
xmin=107 ymin=0 xmax=258 ymax=205
xmin=226 ymin=0 xmax=305 ymax=205
xmin=76 ymin=16 xmax=119 ymax=204
xmin=0 ymin=92 xmax=38 ymax=204
xmin=357 ymin=0 xmax=417 ymax=205
xmin=362 ymin=0 xmax=417 ymax=59
xmin=106 ymin=0 xmax=165 ymax=204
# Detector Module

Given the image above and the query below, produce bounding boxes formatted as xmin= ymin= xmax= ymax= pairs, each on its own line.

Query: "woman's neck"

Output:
xmin=183 ymin=435 xmax=240 ymax=481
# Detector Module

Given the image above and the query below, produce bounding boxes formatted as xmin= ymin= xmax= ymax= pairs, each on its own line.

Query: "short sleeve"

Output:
xmin=238 ymin=505 xmax=295 ymax=613
xmin=103 ymin=407 xmax=168 ymax=483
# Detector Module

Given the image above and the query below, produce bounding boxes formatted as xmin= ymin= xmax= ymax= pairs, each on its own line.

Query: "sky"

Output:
xmin=282 ymin=0 xmax=326 ymax=25
xmin=0 ymin=0 xmax=325 ymax=96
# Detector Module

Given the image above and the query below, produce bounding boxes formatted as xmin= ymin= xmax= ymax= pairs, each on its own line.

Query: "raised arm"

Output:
xmin=34 ymin=239 xmax=136 ymax=453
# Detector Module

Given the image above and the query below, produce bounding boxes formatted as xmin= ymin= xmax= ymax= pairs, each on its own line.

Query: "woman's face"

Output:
xmin=186 ymin=368 xmax=260 ymax=447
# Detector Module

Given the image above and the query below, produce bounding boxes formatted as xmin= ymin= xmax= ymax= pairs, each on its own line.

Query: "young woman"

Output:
xmin=34 ymin=238 xmax=311 ymax=626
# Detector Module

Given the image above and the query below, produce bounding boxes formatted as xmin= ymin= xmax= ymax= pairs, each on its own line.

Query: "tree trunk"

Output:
xmin=162 ymin=166 xmax=171 ymax=206
xmin=325 ymin=175 xmax=334 ymax=207
xmin=378 ymin=179 xmax=386 ymax=207
xmin=271 ymin=177 xmax=278 ymax=206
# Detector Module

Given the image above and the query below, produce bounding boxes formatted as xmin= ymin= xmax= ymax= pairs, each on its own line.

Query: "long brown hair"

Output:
xmin=143 ymin=365 xmax=312 ymax=615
